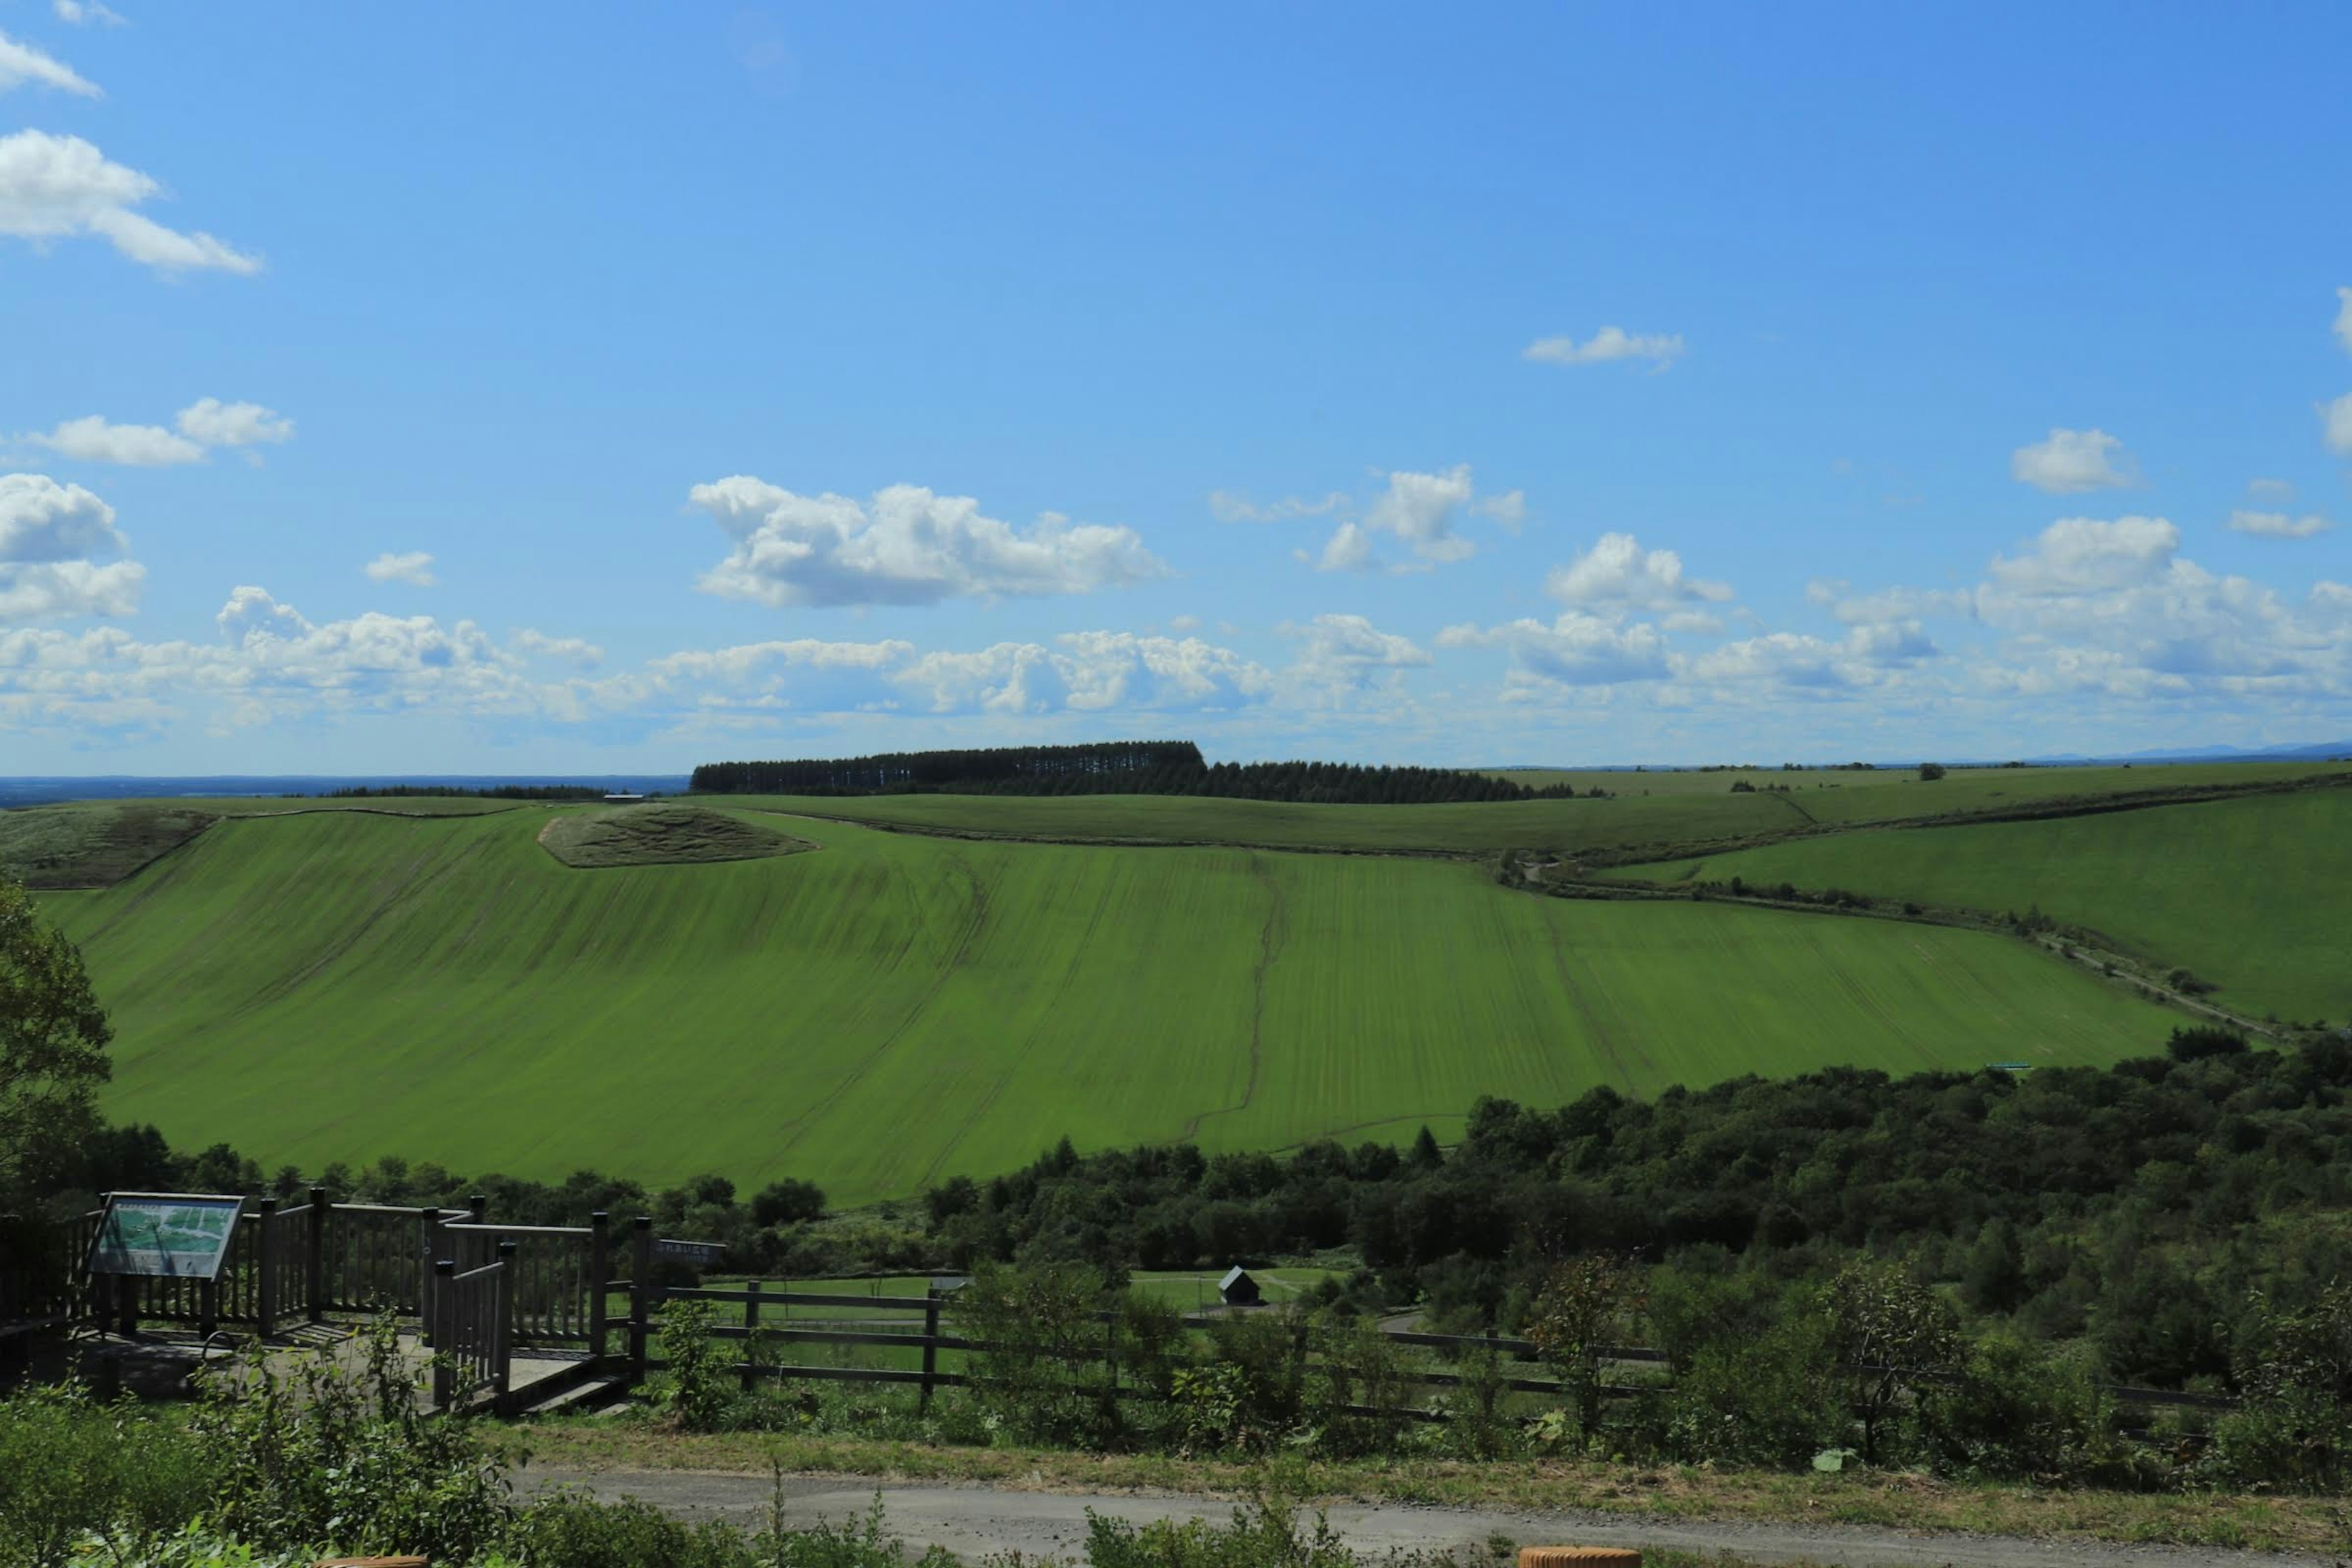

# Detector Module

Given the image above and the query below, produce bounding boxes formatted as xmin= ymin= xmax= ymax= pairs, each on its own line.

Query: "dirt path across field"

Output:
xmin=526 ymin=1468 xmax=2341 ymax=1567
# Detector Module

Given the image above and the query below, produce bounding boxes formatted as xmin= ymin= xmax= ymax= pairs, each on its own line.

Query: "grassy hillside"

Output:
xmin=1616 ymin=789 xmax=2352 ymax=1024
xmin=41 ymin=802 xmax=2177 ymax=1200
xmin=733 ymin=761 xmax=2343 ymax=857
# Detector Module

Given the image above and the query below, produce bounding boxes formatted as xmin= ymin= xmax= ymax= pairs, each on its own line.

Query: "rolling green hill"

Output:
xmin=1615 ymin=788 xmax=2352 ymax=1025
xmin=38 ymin=802 xmax=2178 ymax=1200
xmin=732 ymin=761 xmax=2343 ymax=857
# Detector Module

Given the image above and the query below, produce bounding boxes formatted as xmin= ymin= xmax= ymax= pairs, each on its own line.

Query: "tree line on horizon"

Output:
xmin=689 ymin=741 xmax=1584 ymax=804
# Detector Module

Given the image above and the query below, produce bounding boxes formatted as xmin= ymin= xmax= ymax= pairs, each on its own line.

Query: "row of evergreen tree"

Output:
xmin=690 ymin=742 xmax=1579 ymax=804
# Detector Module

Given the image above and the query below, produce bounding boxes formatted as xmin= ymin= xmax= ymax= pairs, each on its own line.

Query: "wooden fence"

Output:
xmin=635 ymin=1280 xmax=2247 ymax=1421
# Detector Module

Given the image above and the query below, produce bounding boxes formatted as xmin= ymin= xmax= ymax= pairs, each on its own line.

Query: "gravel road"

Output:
xmin=526 ymin=1468 xmax=2342 ymax=1568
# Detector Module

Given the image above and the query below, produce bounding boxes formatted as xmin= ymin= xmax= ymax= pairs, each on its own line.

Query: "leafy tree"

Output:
xmin=1822 ymin=1259 xmax=1964 ymax=1463
xmin=1918 ymin=762 xmax=1947 ymax=781
xmin=1526 ymin=1253 xmax=1643 ymax=1441
xmin=752 ymin=1177 xmax=827 ymax=1226
xmin=0 ymin=869 xmax=113 ymax=1205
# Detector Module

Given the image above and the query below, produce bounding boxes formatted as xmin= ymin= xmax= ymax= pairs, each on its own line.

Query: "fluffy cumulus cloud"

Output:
xmin=18 ymin=398 xmax=294 ymax=466
xmin=2011 ymin=428 xmax=2138 ymax=494
xmin=0 ymin=472 xmax=141 ymax=622
xmin=2324 ymin=394 xmax=2352 ymax=458
xmin=1546 ymin=532 xmax=1732 ymax=610
xmin=1281 ymin=613 xmax=1430 ymax=690
xmin=643 ymin=628 xmax=1270 ymax=720
xmin=364 ymin=551 xmax=437 ymax=586
xmin=1311 ymin=465 xmax=1498 ymax=573
xmin=52 ymin=1 xmax=127 ymax=23
xmin=1966 ymin=516 xmax=2350 ymax=694
xmin=1521 ymin=326 xmax=1685 ymax=370
xmin=1439 ymin=612 xmax=1670 ymax=685
xmin=0 ymin=28 xmax=97 ymax=94
xmin=0 ymin=130 xmax=259 ymax=274
xmin=691 ymin=478 xmax=1168 ymax=608
xmin=897 ymin=633 xmax=1269 ymax=715
xmin=176 ymin=399 xmax=293 ymax=448
xmin=2228 ymin=509 xmax=2332 ymax=540
xmin=26 ymin=415 xmax=204 ymax=466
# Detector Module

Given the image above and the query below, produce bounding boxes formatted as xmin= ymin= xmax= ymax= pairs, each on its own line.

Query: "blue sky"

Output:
xmin=4 ymin=2 xmax=2351 ymax=772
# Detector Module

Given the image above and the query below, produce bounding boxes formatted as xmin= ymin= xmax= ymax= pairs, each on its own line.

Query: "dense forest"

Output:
xmin=690 ymin=742 xmax=1582 ymax=803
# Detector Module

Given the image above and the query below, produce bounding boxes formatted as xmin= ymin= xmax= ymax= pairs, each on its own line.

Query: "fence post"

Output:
xmin=431 ymin=1259 xmax=456 ymax=1408
xmin=741 ymin=1278 xmax=761 ymax=1392
xmin=418 ymin=1208 xmax=441 ymax=1346
xmin=254 ymin=1199 xmax=279 ymax=1339
xmin=306 ymin=1187 xmax=328 ymax=1323
xmin=628 ymin=1215 xmax=652 ymax=1383
xmin=920 ymin=1284 xmax=941 ymax=1414
xmin=494 ymin=1240 xmax=517 ymax=1409
xmin=588 ymin=1211 xmax=610 ymax=1366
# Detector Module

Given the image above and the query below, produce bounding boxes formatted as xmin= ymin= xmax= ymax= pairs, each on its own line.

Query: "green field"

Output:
xmin=1616 ymin=788 xmax=2352 ymax=1025
xmin=36 ymin=801 xmax=2178 ymax=1202
xmin=731 ymin=761 xmax=2343 ymax=858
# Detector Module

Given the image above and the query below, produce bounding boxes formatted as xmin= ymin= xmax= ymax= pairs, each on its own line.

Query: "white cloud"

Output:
xmin=512 ymin=630 xmax=603 ymax=668
xmin=176 ymin=398 xmax=293 ymax=447
xmin=2336 ymin=286 xmax=2352 ymax=355
xmin=2011 ymin=428 xmax=2138 ymax=494
xmin=1546 ymin=532 xmax=1732 ymax=610
xmin=1472 ymin=489 xmax=1526 ymax=530
xmin=1315 ymin=521 xmax=1373 ymax=573
xmin=51 ymin=1 xmax=127 ymax=25
xmin=690 ymin=477 xmax=1168 ymax=607
xmin=1 ymin=472 xmax=124 ymax=565
xmin=2323 ymin=393 xmax=2352 ymax=457
xmin=1363 ymin=465 xmax=1476 ymax=560
xmin=364 ymin=551 xmax=437 ymax=587
xmin=0 ymin=28 xmax=98 ymax=94
xmin=0 ymin=472 xmax=141 ymax=623
xmin=2247 ymin=477 xmax=2294 ymax=498
xmin=1986 ymin=516 xmax=2177 ymax=597
xmin=26 ymin=415 xmax=204 ymax=466
xmin=1208 ymin=489 xmax=1346 ymax=523
xmin=1281 ymin=613 xmax=1430 ymax=688
xmin=0 ymin=130 xmax=260 ymax=274
xmin=1439 ymin=612 xmax=1670 ymax=685
xmin=1522 ymin=326 xmax=1685 ymax=370
xmin=1805 ymin=581 xmax=1973 ymax=625
xmin=2228 ymin=509 xmax=2332 ymax=540
xmin=1311 ymin=466 xmax=1485 ymax=572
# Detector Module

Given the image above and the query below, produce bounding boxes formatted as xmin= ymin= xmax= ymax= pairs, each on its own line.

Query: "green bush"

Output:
xmin=655 ymin=1298 xmax=729 ymax=1431
xmin=1083 ymin=1498 xmax=1360 ymax=1568
xmin=192 ymin=1315 xmax=513 ymax=1564
xmin=502 ymin=1493 xmax=749 ymax=1568
xmin=0 ymin=1385 xmax=217 ymax=1568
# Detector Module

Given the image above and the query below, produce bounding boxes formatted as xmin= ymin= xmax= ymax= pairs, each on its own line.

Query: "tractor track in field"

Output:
xmin=771 ymin=855 xmax=993 ymax=1159
xmin=1180 ymin=852 xmax=1284 ymax=1142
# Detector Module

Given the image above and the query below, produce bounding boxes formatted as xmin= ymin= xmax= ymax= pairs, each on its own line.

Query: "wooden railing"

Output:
xmin=430 ymin=1247 xmax=513 ymax=1411
xmin=437 ymin=1216 xmax=608 ymax=1347
xmin=636 ymin=1280 xmax=2247 ymax=1420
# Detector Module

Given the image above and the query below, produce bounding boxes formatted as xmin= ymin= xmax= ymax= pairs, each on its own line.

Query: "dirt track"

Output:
xmin=527 ymin=1468 xmax=2342 ymax=1567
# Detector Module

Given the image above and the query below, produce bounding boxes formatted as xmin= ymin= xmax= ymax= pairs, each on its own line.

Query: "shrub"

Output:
xmin=191 ymin=1315 xmax=513 ymax=1564
xmin=0 ymin=1384 xmax=217 ymax=1568
xmin=1084 ymin=1497 xmax=1360 ymax=1568
xmin=655 ymin=1297 xmax=729 ymax=1431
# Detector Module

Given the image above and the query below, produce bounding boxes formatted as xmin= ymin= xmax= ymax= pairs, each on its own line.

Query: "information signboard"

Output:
xmin=86 ymin=1193 xmax=246 ymax=1280
xmin=654 ymin=1238 xmax=725 ymax=1268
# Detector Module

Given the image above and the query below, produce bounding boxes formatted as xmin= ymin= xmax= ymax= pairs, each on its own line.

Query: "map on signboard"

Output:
xmin=86 ymin=1193 xmax=246 ymax=1280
